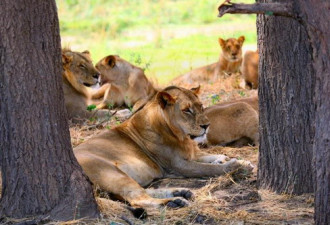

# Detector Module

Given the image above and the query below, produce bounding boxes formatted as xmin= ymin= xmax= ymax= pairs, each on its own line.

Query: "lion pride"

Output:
xmin=73 ymin=86 xmax=253 ymax=210
xmin=172 ymin=36 xmax=245 ymax=86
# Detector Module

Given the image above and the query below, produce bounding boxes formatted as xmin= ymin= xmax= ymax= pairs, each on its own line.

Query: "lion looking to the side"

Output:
xmin=73 ymin=86 xmax=253 ymax=211
xmin=62 ymin=49 xmax=109 ymax=122
xmin=171 ymin=36 xmax=245 ymax=86
xmin=94 ymin=55 xmax=157 ymax=111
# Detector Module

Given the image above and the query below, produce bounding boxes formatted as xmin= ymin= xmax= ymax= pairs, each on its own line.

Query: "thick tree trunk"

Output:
xmin=256 ymin=0 xmax=315 ymax=194
xmin=297 ymin=2 xmax=330 ymax=224
xmin=0 ymin=0 xmax=99 ymax=221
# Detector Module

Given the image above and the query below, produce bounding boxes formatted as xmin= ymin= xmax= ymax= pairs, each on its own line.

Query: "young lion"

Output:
xmin=62 ymin=49 xmax=109 ymax=122
xmin=94 ymin=55 xmax=157 ymax=111
xmin=74 ymin=86 xmax=253 ymax=210
xmin=172 ymin=36 xmax=245 ymax=86
xmin=242 ymin=50 xmax=259 ymax=89
xmin=195 ymin=96 xmax=259 ymax=147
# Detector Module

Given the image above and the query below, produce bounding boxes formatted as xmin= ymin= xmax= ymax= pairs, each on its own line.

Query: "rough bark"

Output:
xmin=297 ymin=2 xmax=330 ymax=224
xmin=0 ymin=0 xmax=99 ymax=221
xmin=256 ymin=0 xmax=314 ymax=194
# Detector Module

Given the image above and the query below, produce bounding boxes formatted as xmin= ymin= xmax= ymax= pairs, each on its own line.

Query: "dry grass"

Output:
xmin=61 ymin=76 xmax=314 ymax=225
xmin=0 ymin=76 xmax=313 ymax=225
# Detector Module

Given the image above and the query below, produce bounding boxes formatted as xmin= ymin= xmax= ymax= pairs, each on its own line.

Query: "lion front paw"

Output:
xmin=223 ymin=159 xmax=254 ymax=174
xmin=211 ymin=154 xmax=230 ymax=164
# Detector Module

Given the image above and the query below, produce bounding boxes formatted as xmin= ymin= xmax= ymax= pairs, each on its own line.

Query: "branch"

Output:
xmin=218 ymin=2 xmax=295 ymax=18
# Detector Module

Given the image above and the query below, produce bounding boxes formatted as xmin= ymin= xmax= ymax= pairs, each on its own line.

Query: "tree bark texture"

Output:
xmin=0 ymin=0 xmax=99 ymax=221
xmin=257 ymin=0 xmax=315 ymax=194
xmin=297 ymin=1 xmax=330 ymax=224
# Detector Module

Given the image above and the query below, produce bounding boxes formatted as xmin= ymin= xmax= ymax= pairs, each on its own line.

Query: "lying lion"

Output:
xmin=62 ymin=49 xmax=110 ymax=122
xmin=242 ymin=50 xmax=259 ymax=89
xmin=94 ymin=55 xmax=157 ymax=111
xmin=195 ymin=96 xmax=259 ymax=147
xmin=172 ymin=36 xmax=245 ymax=86
xmin=74 ymin=86 xmax=253 ymax=210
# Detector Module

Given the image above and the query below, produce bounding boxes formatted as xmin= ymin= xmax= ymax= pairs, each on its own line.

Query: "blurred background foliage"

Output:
xmin=57 ymin=0 xmax=257 ymax=84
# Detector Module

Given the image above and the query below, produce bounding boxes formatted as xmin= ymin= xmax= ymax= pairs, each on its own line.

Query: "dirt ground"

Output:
xmin=65 ymin=76 xmax=314 ymax=225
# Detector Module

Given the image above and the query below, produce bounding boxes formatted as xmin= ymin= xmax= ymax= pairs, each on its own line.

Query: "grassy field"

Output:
xmin=57 ymin=0 xmax=257 ymax=85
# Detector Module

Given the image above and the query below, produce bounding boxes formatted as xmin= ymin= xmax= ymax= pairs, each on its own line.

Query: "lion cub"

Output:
xmin=74 ymin=86 xmax=253 ymax=211
xmin=195 ymin=96 xmax=259 ymax=147
xmin=94 ymin=55 xmax=157 ymax=111
xmin=242 ymin=50 xmax=259 ymax=89
xmin=172 ymin=36 xmax=245 ymax=85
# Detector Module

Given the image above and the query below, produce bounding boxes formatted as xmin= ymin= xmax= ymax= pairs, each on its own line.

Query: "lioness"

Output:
xmin=242 ymin=50 xmax=259 ymax=89
xmin=74 ymin=86 xmax=253 ymax=210
xmin=172 ymin=36 xmax=245 ymax=86
xmin=195 ymin=97 xmax=259 ymax=147
xmin=62 ymin=49 xmax=110 ymax=122
xmin=95 ymin=55 xmax=157 ymax=111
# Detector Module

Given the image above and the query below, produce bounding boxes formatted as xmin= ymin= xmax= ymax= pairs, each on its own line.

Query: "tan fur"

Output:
xmin=74 ymin=86 xmax=253 ymax=209
xmin=199 ymin=97 xmax=259 ymax=147
xmin=95 ymin=55 xmax=157 ymax=111
xmin=172 ymin=36 xmax=245 ymax=85
xmin=62 ymin=49 xmax=108 ymax=122
xmin=242 ymin=50 xmax=259 ymax=89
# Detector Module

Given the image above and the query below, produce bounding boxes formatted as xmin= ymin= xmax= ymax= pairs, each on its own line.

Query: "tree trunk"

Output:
xmin=297 ymin=2 xmax=330 ymax=224
xmin=0 ymin=0 xmax=99 ymax=221
xmin=256 ymin=0 xmax=315 ymax=194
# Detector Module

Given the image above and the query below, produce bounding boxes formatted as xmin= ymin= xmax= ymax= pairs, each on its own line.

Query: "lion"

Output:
xmin=171 ymin=36 xmax=245 ymax=86
xmin=242 ymin=50 xmax=259 ymax=89
xmin=73 ymin=86 xmax=253 ymax=211
xmin=194 ymin=96 xmax=259 ymax=147
xmin=94 ymin=55 xmax=157 ymax=112
xmin=62 ymin=49 xmax=115 ymax=122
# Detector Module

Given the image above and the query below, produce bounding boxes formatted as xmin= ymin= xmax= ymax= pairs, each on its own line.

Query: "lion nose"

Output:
xmin=93 ymin=72 xmax=100 ymax=79
xmin=200 ymin=124 xmax=209 ymax=130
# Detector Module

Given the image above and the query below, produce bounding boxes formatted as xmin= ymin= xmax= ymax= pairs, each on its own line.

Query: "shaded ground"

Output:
xmin=0 ymin=76 xmax=313 ymax=224
xmin=64 ymin=78 xmax=314 ymax=225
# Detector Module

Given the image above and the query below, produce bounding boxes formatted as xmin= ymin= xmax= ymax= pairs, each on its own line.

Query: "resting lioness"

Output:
xmin=94 ymin=55 xmax=157 ymax=111
xmin=172 ymin=36 xmax=245 ymax=86
xmin=62 ymin=49 xmax=110 ymax=122
xmin=195 ymin=96 xmax=259 ymax=147
xmin=242 ymin=50 xmax=259 ymax=89
xmin=74 ymin=86 xmax=253 ymax=210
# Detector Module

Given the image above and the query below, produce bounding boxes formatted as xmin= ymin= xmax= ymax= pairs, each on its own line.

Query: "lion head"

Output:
xmin=218 ymin=36 xmax=245 ymax=62
xmin=95 ymin=55 xmax=141 ymax=85
xmin=154 ymin=86 xmax=209 ymax=141
xmin=62 ymin=49 xmax=100 ymax=88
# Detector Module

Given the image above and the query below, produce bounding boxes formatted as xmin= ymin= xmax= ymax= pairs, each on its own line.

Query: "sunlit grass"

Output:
xmin=57 ymin=0 xmax=257 ymax=85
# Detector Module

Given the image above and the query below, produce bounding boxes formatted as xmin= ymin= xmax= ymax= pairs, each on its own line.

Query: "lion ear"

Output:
xmin=82 ymin=50 xmax=92 ymax=60
xmin=218 ymin=38 xmax=226 ymax=48
xmin=157 ymin=91 xmax=176 ymax=109
xmin=238 ymin=36 xmax=245 ymax=45
xmin=104 ymin=55 xmax=116 ymax=68
xmin=191 ymin=85 xmax=201 ymax=95
xmin=62 ymin=52 xmax=73 ymax=65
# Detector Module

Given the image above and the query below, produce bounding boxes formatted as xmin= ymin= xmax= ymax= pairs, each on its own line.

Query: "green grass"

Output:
xmin=57 ymin=0 xmax=257 ymax=85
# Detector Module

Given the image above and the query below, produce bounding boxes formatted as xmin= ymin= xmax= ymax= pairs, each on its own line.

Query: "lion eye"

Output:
xmin=183 ymin=108 xmax=193 ymax=114
xmin=79 ymin=64 xmax=86 ymax=69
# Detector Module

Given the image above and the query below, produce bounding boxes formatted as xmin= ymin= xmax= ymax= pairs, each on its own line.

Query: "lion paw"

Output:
xmin=224 ymin=158 xmax=254 ymax=173
xmin=166 ymin=198 xmax=189 ymax=208
xmin=211 ymin=154 xmax=230 ymax=164
xmin=172 ymin=189 xmax=194 ymax=200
